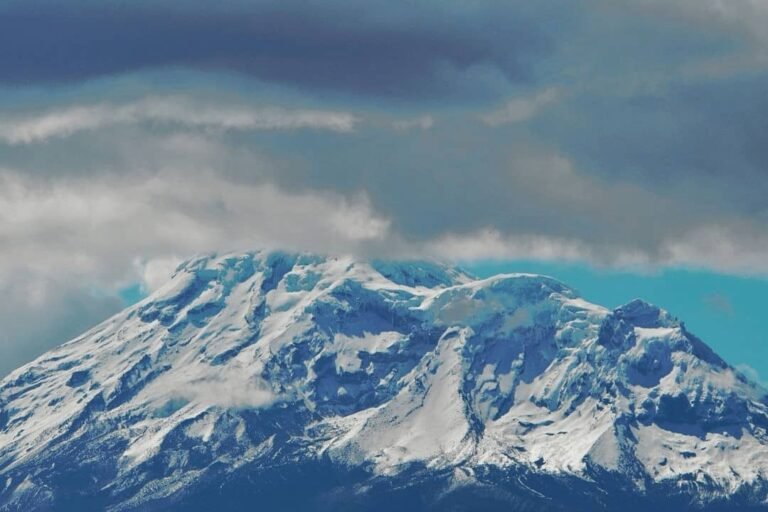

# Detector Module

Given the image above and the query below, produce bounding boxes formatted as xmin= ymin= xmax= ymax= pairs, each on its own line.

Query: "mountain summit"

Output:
xmin=1 ymin=251 xmax=767 ymax=511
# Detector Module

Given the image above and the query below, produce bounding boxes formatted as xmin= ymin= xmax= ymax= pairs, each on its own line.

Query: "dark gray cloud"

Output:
xmin=250 ymin=120 xmax=708 ymax=258
xmin=0 ymin=0 xmax=554 ymax=99
xmin=535 ymin=72 xmax=768 ymax=215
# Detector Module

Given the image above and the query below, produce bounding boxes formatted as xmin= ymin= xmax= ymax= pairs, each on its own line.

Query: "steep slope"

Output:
xmin=1 ymin=251 xmax=767 ymax=511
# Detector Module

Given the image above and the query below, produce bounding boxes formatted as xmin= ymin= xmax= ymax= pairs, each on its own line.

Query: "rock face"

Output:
xmin=1 ymin=251 xmax=767 ymax=511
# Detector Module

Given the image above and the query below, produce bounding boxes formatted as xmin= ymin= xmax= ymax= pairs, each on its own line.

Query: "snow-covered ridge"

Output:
xmin=0 ymin=250 xmax=767 ymax=511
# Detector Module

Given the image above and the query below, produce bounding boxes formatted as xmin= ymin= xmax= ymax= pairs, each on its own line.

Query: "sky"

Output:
xmin=0 ymin=0 xmax=767 ymax=380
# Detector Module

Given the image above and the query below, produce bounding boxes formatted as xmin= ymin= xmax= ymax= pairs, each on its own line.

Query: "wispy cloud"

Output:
xmin=0 ymin=96 xmax=359 ymax=144
xmin=736 ymin=364 xmax=768 ymax=390
xmin=703 ymin=292 xmax=735 ymax=316
xmin=392 ymin=115 xmax=434 ymax=131
xmin=481 ymin=87 xmax=559 ymax=126
xmin=134 ymin=257 xmax=183 ymax=294
xmin=182 ymin=372 xmax=279 ymax=409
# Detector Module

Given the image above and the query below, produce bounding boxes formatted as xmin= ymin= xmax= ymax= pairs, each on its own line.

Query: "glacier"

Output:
xmin=1 ymin=251 xmax=768 ymax=511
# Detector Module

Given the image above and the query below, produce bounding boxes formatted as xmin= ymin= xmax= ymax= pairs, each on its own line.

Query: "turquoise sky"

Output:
xmin=465 ymin=261 xmax=768 ymax=387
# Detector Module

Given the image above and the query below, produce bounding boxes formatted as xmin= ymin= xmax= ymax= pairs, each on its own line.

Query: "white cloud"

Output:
xmin=181 ymin=371 xmax=279 ymax=409
xmin=664 ymin=224 xmax=768 ymax=275
xmin=0 ymin=164 xmax=390 ymax=285
xmin=0 ymin=96 xmax=359 ymax=144
xmin=135 ymin=257 xmax=183 ymax=294
xmin=481 ymin=87 xmax=559 ymax=126
xmin=423 ymin=223 xmax=768 ymax=277
xmin=392 ymin=115 xmax=434 ymax=131
xmin=424 ymin=228 xmax=651 ymax=268
xmin=427 ymin=229 xmax=589 ymax=262
xmin=736 ymin=364 xmax=768 ymax=390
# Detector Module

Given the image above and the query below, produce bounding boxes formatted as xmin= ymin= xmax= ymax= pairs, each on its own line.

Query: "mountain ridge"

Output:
xmin=1 ymin=250 xmax=767 ymax=511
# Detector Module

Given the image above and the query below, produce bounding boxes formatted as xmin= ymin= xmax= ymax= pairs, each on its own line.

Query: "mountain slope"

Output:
xmin=1 ymin=251 xmax=767 ymax=511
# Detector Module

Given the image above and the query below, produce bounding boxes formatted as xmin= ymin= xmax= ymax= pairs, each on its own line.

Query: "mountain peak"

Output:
xmin=1 ymin=251 xmax=767 ymax=511
xmin=614 ymin=298 xmax=678 ymax=328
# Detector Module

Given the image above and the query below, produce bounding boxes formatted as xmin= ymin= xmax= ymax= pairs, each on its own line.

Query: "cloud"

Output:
xmin=392 ymin=115 xmax=434 ymax=131
xmin=181 ymin=371 xmax=279 ymax=409
xmin=703 ymin=292 xmax=735 ymax=317
xmin=0 ymin=148 xmax=391 ymax=284
xmin=135 ymin=257 xmax=184 ymax=293
xmin=4 ymin=96 xmax=768 ymax=277
xmin=481 ymin=87 xmax=559 ymax=126
xmin=0 ymin=96 xmax=358 ymax=144
xmin=425 ymin=229 xmax=596 ymax=263
xmin=0 ymin=0 xmax=553 ymax=98
xmin=663 ymin=224 xmax=768 ymax=275
xmin=269 ymin=137 xmax=728 ymax=263
xmin=736 ymin=364 xmax=768 ymax=390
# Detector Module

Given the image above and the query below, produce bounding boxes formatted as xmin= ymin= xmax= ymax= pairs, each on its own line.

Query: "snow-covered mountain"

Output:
xmin=1 ymin=251 xmax=768 ymax=511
